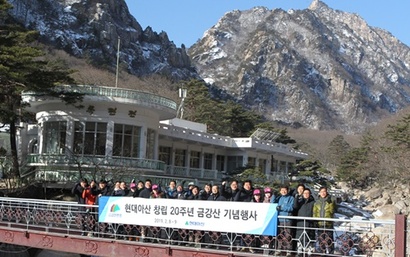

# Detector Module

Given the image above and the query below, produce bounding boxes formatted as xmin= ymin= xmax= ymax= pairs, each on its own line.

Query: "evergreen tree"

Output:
xmin=385 ymin=114 xmax=410 ymax=149
xmin=327 ymin=135 xmax=351 ymax=169
xmin=336 ymin=132 xmax=374 ymax=188
xmin=0 ymin=0 xmax=75 ymax=177
xmin=181 ymin=79 xmax=259 ymax=137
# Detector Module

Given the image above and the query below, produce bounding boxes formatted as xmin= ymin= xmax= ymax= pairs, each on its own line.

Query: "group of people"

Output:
xmin=71 ymin=178 xmax=336 ymax=256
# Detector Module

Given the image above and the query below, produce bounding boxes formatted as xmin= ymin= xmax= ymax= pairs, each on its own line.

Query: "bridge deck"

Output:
xmin=0 ymin=197 xmax=401 ymax=257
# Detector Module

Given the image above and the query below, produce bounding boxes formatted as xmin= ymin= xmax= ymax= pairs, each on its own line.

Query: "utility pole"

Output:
xmin=176 ymin=88 xmax=187 ymax=119
xmin=115 ymin=36 xmax=120 ymax=88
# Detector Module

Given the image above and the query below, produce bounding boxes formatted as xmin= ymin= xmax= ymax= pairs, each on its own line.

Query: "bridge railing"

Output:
xmin=0 ymin=197 xmax=397 ymax=256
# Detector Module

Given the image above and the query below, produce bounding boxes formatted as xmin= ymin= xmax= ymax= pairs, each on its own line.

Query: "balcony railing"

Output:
xmin=165 ymin=165 xmax=222 ymax=181
xmin=23 ymin=85 xmax=177 ymax=110
xmin=0 ymin=197 xmax=399 ymax=256
xmin=26 ymin=154 xmax=166 ymax=170
xmin=26 ymin=155 xmax=222 ymax=183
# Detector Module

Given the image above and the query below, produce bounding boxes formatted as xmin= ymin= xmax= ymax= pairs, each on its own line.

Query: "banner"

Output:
xmin=99 ymin=197 xmax=278 ymax=236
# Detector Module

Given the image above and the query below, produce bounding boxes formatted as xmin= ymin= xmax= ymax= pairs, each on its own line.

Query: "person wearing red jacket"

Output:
xmin=82 ymin=180 xmax=97 ymax=236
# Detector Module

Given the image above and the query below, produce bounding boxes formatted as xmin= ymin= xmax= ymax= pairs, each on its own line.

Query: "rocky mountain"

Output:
xmin=7 ymin=0 xmax=410 ymax=133
xmin=189 ymin=0 xmax=410 ymax=133
xmin=8 ymin=0 xmax=198 ymax=80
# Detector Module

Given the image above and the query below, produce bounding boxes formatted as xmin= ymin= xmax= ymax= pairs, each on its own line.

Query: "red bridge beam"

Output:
xmin=0 ymin=227 xmax=251 ymax=257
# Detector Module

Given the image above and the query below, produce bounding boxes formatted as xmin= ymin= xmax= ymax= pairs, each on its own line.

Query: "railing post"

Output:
xmin=395 ymin=214 xmax=406 ymax=257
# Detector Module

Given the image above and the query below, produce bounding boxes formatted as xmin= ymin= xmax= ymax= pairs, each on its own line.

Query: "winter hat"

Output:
xmin=152 ymin=184 xmax=159 ymax=190
xmin=253 ymin=189 xmax=261 ymax=195
xmin=264 ymin=187 xmax=272 ymax=194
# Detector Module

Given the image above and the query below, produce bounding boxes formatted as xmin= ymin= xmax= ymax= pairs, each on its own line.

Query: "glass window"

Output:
xmin=248 ymin=157 xmax=256 ymax=167
xmin=175 ymin=149 xmax=186 ymax=167
xmin=204 ymin=153 xmax=213 ymax=170
xmin=227 ymin=156 xmax=243 ymax=173
xmin=259 ymin=159 xmax=266 ymax=173
xmin=112 ymin=124 xmax=141 ymax=158
xmin=43 ymin=121 xmax=67 ymax=154
xmin=159 ymin=146 xmax=171 ymax=164
xmin=271 ymin=157 xmax=278 ymax=174
xmin=73 ymin=121 xmax=107 ymax=155
xmin=190 ymin=151 xmax=200 ymax=168
xmin=146 ymin=129 xmax=156 ymax=159
xmin=216 ymin=155 xmax=225 ymax=171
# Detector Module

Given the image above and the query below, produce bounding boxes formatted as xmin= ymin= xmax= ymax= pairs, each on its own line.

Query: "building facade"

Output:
xmin=18 ymin=85 xmax=307 ymax=187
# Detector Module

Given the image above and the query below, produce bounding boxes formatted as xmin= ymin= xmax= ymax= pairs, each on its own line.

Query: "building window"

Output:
xmin=146 ymin=128 xmax=156 ymax=159
xmin=204 ymin=153 xmax=213 ymax=170
xmin=174 ymin=149 xmax=186 ymax=167
xmin=216 ymin=155 xmax=225 ymax=171
xmin=159 ymin=146 xmax=171 ymax=165
xmin=227 ymin=156 xmax=243 ymax=173
xmin=113 ymin=124 xmax=141 ymax=157
xmin=247 ymin=157 xmax=256 ymax=167
xmin=259 ymin=159 xmax=266 ymax=173
xmin=74 ymin=121 xmax=107 ymax=156
xmin=190 ymin=151 xmax=200 ymax=168
xmin=271 ymin=157 xmax=278 ymax=173
xmin=43 ymin=121 xmax=67 ymax=154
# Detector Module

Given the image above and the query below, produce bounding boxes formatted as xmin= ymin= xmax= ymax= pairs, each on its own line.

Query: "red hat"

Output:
xmin=264 ymin=187 xmax=272 ymax=193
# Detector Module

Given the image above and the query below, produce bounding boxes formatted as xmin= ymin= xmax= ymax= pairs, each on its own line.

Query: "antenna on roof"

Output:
xmin=176 ymin=88 xmax=187 ymax=119
xmin=115 ymin=36 xmax=120 ymax=88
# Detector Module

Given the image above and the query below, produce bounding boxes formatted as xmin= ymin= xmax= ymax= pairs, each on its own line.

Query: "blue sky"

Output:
xmin=125 ymin=0 xmax=409 ymax=48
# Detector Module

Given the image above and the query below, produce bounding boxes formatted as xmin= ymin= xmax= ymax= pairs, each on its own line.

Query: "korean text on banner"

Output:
xmin=99 ymin=197 xmax=278 ymax=236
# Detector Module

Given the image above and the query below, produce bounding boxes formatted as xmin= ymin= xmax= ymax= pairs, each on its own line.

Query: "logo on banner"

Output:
xmin=108 ymin=204 xmax=122 ymax=218
xmin=185 ymin=221 xmax=205 ymax=227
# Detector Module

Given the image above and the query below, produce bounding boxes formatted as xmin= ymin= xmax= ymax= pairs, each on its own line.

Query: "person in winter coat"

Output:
xmin=176 ymin=184 xmax=187 ymax=199
xmin=294 ymin=188 xmax=315 ymax=257
xmin=185 ymin=185 xmax=203 ymax=246
xmin=199 ymin=184 xmax=212 ymax=200
xmin=252 ymin=188 xmax=263 ymax=203
xmin=186 ymin=185 xmax=201 ymax=200
xmin=263 ymin=187 xmax=275 ymax=203
xmin=220 ymin=180 xmax=240 ymax=201
xmin=91 ymin=179 xmax=110 ymax=204
xmin=150 ymin=184 xmax=165 ymax=198
xmin=165 ymin=180 xmax=178 ymax=199
xmin=313 ymin=186 xmax=336 ymax=254
xmin=293 ymin=184 xmax=305 ymax=215
xmin=138 ymin=179 xmax=153 ymax=199
xmin=71 ymin=178 xmax=88 ymax=205
xmin=234 ymin=180 xmax=253 ymax=202
xmin=273 ymin=185 xmax=294 ymax=256
xmin=81 ymin=180 xmax=97 ymax=236
xmin=205 ymin=185 xmax=226 ymax=249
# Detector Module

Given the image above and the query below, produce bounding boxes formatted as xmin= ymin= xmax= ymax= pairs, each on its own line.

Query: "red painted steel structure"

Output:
xmin=0 ymin=197 xmax=405 ymax=256
xmin=0 ymin=227 xmax=252 ymax=257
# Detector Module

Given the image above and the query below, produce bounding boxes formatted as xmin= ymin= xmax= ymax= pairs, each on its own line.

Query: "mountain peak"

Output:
xmin=189 ymin=1 xmax=410 ymax=133
xmin=308 ymin=0 xmax=330 ymax=11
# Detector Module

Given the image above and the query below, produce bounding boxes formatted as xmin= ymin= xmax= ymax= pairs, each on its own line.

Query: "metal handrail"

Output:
xmin=23 ymin=85 xmax=177 ymax=110
xmin=0 ymin=197 xmax=396 ymax=256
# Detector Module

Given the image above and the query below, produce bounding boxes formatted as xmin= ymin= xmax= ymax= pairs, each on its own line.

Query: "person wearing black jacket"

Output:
xmin=293 ymin=188 xmax=315 ymax=257
xmin=220 ymin=180 xmax=240 ymax=201
xmin=91 ymin=179 xmax=110 ymax=204
xmin=138 ymin=179 xmax=152 ymax=199
xmin=71 ymin=178 xmax=88 ymax=204
xmin=187 ymin=186 xmax=201 ymax=200
xmin=234 ymin=180 xmax=253 ymax=202
xmin=205 ymin=185 xmax=226 ymax=249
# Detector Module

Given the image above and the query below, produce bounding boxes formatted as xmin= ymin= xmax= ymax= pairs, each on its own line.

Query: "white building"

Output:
xmin=19 ymin=85 xmax=307 ymax=187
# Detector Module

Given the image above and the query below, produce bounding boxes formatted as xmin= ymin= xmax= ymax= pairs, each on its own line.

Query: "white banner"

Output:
xmin=99 ymin=197 xmax=278 ymax=236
